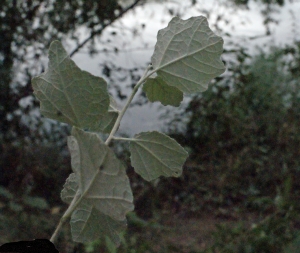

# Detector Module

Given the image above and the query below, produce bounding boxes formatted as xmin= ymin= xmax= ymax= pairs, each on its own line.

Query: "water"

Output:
xmin=70 ymin=1 xmax=300 ymax=136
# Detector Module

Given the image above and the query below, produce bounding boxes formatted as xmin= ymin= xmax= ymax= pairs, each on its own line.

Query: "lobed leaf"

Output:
xmin=150 ymin=16 xmax=225 ymax=94
xmin=33 ymin=16 xmax=226 ymax=246
xmin=129 ymin=131 xmax=188 ymax=181
xmin=61 ymin=173 xmax=126 ymax=245
xmin=143 ymin=77 xmax=183 ymax=106
xmin=68 ymin=127 xmax=134 ymax=221
xmin=32 ymin=41 xmax=111 ymax=132
xmin=97 ymin=96 xmax=120 ymax=133
xmin=61 ymin=173 xmax=78 ymax=204
xmin=70 ymin=200 xmax=126 ymax=245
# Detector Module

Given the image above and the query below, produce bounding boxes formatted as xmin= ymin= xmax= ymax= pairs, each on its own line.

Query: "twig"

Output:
xmin=69 ymin=0 xmax=144 ymax=57
xmin=105 ymin=64 xmax=153 ymax=145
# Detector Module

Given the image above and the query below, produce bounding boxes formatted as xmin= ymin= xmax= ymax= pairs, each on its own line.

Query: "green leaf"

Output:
xmin=61 ymin=172 xmax=127 ymax=245
xmin=143 ymin=77 xmax=183 ymax=106
xmin=32 ymin=41 xmax=110 ymax=131
xmin=96 ymin=96 xmax=119 ymax=133
xmin=105 ymin=236 xmax=118 ymax=253
xmin=70 ymin=200 xmax=127 ymax=245
xmin=8 ymin=201 xmax=23 ymax=212
xmin=68 ymin=127 xmax=134 ymax=221
xmin=0 ymin=186 xmax=13 ymax=199
xmin=129 ymin=131 xmax=188 ymax=181
xmin=61 ymin=173 xmax=78 ymax=204
xmin=23 ymin=196 xmax=49 ymax=210
xmin=108 ymin=95 xmax=120 ymax=113
xmin=284 ymin=232 xmax=300 ymax=253
xmin=151 ymin=16 xmax=225 ymax=94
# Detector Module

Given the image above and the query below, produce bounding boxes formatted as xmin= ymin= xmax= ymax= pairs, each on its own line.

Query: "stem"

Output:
xmin=50 ymin=163 xmax=102 ymax=243
xmin=50 ymin=64 xmax=154 ymax=243
xmin=105 ymin=64 xmax=153 ymax=145
xmin=69 ymin=0 xmax=143 ymax=57
xmin=50 ymin=190 xmax=81 ymax=243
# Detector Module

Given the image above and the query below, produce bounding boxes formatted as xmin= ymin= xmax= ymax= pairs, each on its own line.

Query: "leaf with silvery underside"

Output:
xmin=151 ymin=16 xmax=225 ymax=94
xmin=108 ymin=95 xmax=120 ymax=113
xmin=96 ymin=95 xmax=120 ymax=133
xmin=143 ymin=77 xmax=183 ymax=106
xmin=96 ymin=111 xmax=118 ymax=133
xmin=61 ymin=173 xmax=78 ymax=204
xmin=32 ymin=41 xmax=110 ymax=132
xmin=71 ymin=200 xmax=127 ymax=245
xmin=129 ymin=131 xmax=189 ymax=181
xmin=60 ymin=173 xmax=126 ymax=245
xmin=68 ymin=127 xmax=134 ymax=221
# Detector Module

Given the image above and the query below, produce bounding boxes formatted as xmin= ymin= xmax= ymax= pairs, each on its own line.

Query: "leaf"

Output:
xmin=105 ymin=236 xmax=118 ymax=253
xmin=143 ymin=77 xmax=183 ymax=106
xmin=9 ymin=201 xmax=23 ymax=212
xmin=151 ymin=16 xmax=225 ymax=94
xmin=108 ymin=95 xmax=120 ymax=113
xmin=61 ymin=173 xmax=78 ymax=204
xmin=96 ymin=96 xmax=119 ymax=133
xmin=284 ymin=232 xmax=300 ymax=253
xmin=32 ymin=41 xmax=110 ymax=131
xmin=23 ymin=196 xmax=49 ymax=210
xmin=129 ymin=131 xmax=188 ymax=181
xmin=61 ymin=173 xmax=127 ymax=245
xmin=70 ymin=200 xmax=127 ymax=245
xmin=68 ymin=127 xmax=134 ymax=221
xmin=0 ymin=186 xmax=13 ymax=199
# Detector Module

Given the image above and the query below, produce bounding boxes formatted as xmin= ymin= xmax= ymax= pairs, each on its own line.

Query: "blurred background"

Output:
xmin=0 ymin=0 xmax=300 ymax=252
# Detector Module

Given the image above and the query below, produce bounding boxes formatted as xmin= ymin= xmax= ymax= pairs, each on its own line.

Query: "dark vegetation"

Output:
xmin=1 ymin=0 xmax=300 ymax=252
xmin=165 ymin=44 xmax=300 ymax=252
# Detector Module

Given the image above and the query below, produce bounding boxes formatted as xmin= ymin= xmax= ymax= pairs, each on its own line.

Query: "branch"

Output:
xmin=50 ymin=190 xmax=81 ymax=244
xmin=50 ymin=165 xmax=102 ymax=243
xmin=105 ymin=64 xmax=153 ymax=145
xmin=69 ymin=0 xmax=144 ymax=57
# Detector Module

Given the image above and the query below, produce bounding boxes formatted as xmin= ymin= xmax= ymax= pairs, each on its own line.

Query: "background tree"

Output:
xmin=0 ymin=0 xmax=290 ymax=143
xmin=0 ymin=1 xmax=145 ymax=243
xmin=0 ymin=0 xmax=143 ymax=143
xmin=1 ymin=0 xmax=299 ymax=251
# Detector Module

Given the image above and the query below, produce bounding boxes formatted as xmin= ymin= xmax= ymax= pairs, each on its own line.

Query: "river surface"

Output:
xmin=70 ymin=1 xmax=300 ymax=136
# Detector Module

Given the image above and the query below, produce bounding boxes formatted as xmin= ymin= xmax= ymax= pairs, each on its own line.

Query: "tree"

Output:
xmin=0 ymin=0 xmax=291 ymax=143
xmin=0 ymin=0 xmax=147 ymax=220
xmin=0 ymin=0 xmax=143 ymax=143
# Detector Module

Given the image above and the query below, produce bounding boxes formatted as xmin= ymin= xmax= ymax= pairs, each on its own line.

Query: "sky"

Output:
xmin=71 ymin=0 xmax=300 ymax=136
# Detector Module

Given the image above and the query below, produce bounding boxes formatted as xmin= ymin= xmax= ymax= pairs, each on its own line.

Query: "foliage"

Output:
xmin=0 ymin=3 xmax=144 ymax=223
xmin=31 ymin=16 xmax=225 ymax=246
xmin=83 ymin=213 xmax=169 ymax=253
xmin=0 ymin=0 xmax=143 ymax=144
xmin=167 ymin=43 xmax=300 ymax=208
xmin=203 ymin=212 xmax=296 ymax=253
xmin=0 ymin=209 xmax=55 ymax=245
xmin=165 ymin=43 xmax=300 ymax=252
xmin=2 ymin=1 xmax=299 ymax=251
xmin=0 ymin=0 xmax=292 ymax=201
